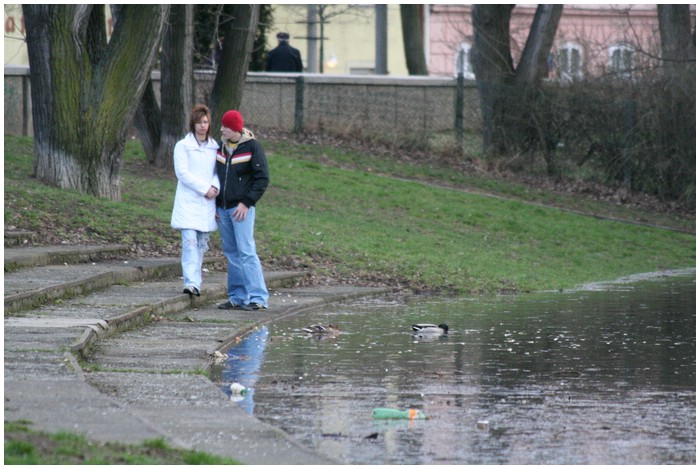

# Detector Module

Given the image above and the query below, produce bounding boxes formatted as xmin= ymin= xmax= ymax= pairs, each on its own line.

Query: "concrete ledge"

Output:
xmin=69 ymin=271 xmax=310 ymax=359
xmin=4 ymin=255 xmax=225 ymax=314
xmin=4 ymin=230 xmax=37 ymax=247
xmin=4 ymin=243 xmax=131 ymax=271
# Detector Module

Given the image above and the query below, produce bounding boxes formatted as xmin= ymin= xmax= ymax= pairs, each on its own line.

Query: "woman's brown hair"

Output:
xmin=189 ymin=104 xmax=212 ymax=139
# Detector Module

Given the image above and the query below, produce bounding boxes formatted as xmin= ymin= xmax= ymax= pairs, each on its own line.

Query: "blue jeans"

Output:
xmin=217 ymin=206 xmax=268 ymax=307
xmin=181 ymin=229 xmax=210 ymax=290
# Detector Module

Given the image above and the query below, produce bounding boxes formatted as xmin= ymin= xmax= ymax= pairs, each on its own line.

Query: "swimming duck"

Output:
xmin=302 ymin=324 xmax=340 ymax=335
xmin=411 ymin=323 xmax=449 ymax=334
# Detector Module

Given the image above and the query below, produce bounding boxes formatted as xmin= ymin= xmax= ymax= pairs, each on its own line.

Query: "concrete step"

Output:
xmin=4 ymin=243 xmax=132 ymax=271
xmin=4 ymin=230 xmax=37 ymax=247
xmin=4 ymin=256 xmax=213 ymax=314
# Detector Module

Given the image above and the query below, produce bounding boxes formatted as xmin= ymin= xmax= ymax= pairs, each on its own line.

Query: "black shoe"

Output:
xmin=184 ymin=286 xmax=200 ymax=297
xmin=249 ymin=302 xmax=268 ymax=310
xmin=217 ymin=301 xmax=252 ymax=311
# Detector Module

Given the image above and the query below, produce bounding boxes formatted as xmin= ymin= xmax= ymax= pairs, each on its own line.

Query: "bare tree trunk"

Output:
xmin=134 ymin=83 xmax=161 ymax=165
xmin=23 ymin=5 xmax=168 ymax=200
xmin=471 ymin=4 xmax=515 ymax=156
xmin=400 ymin=5 xmax=429 ymax=75
xmin=657 ymin=5 xmax=694 ymax=83
xmin=156 ymin=4 xmax=194 ymax=169
xmin=210 ymin=5 xmax=260 ymax=123
xmin=515 ymin=5 xmax=562 ymax=85
xmin=513 ymin=5 xmax=563 ymax=176
xmin=656 ymin=4 xmax=695 ymax=203
xmin=471 ymin=4 xmax=562 ymax=165
xmin=132 ymin=6 xmax=194 ymax=169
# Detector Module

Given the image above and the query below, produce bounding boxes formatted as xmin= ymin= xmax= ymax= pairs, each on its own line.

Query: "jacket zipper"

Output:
xmin=222 ymin=142 xmax=239 ymax=209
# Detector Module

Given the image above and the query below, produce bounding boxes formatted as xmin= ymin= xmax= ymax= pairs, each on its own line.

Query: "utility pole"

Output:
xmin=375 ymin=4 xmax=388 ymax=74
xmin=306 ymin=5 xmax=319 ymax=73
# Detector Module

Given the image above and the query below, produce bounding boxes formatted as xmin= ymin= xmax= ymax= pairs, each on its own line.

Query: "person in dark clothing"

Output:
xmin=265 ymin=32 xmax=303 ymax=72
xmin=215 ymin=110 xmax=270 ymax=311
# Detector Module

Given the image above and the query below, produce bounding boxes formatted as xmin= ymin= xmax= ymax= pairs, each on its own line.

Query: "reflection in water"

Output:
xmin=220 ymin=326 xmax=268 ymax=414
xmin=215 ymin=273 xmax=695 ymax=464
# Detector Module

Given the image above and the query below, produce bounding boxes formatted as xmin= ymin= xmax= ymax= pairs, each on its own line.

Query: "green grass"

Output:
xmin=265 ymin=138 xmax=695 ymax=233
xmin=259 ymin=152 xmax=693 ymax=293
xmin=4 ymin=135 xmax=695 ymax=295
xmin=4 ymin=420 xmax=241 ymax=464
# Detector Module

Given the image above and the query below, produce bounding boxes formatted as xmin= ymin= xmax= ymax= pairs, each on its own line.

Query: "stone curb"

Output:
xmin=70 ymin=271 xmax=310 ymax=360
xmin=4 ymin=243 xmax=132 ymax=270
xmin=4 ymin=230 xmax=37 ymax=247
xmin=4 ymin=255 xmax=219 ymax=314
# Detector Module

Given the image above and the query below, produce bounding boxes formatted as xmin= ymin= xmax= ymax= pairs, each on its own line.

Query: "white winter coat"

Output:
xmin=170 ymin=133 xmax=220 ymax=232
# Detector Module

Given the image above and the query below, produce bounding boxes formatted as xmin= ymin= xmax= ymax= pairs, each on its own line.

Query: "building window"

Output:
xmin=609 ymin=43 xmax=634 ymax=76
xmin=454 ymin=42 xmax=474 ymax=79
xmin=556 ymin=42 xmax=583 ymax=80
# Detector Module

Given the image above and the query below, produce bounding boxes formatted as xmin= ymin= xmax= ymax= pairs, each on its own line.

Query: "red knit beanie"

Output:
xmin=221 ymin=110 xmax=244 ymax=132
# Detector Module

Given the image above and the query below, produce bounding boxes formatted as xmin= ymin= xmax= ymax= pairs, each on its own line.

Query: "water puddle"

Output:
xmin=213 ymin=272 xmax=695 ymax=464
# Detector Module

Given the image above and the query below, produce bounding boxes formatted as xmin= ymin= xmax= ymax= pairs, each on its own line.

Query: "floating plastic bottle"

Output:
xmin=372 ymin=408 xmax=426 ymax=420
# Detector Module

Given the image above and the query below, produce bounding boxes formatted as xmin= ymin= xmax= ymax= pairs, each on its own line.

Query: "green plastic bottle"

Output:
xmin=372 ymin=408 xmax=426 ymax=420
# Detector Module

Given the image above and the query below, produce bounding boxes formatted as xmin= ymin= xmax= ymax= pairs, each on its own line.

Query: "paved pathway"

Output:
xmin=4 ymin=239 xmax=390 ymax=464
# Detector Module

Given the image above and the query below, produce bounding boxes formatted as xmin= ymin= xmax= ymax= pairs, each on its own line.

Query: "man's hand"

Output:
xmin=232 ymin=202 xmax=248 ymax=221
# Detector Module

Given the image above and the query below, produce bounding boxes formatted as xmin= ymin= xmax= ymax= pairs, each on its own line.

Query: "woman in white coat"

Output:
xmin=171 ymin=104 xmax=220 ymax=296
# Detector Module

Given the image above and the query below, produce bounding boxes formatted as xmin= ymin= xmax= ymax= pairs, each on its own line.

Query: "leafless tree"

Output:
xmin=400 ymin=5 xmax=429 ymax=75
xmin=132 ymin=5 xmax=194 ymax=169
xmin=471 ymin=4 xmax=562 ymax=171
xmin=23 ymin=5 xmax=168 ymax=200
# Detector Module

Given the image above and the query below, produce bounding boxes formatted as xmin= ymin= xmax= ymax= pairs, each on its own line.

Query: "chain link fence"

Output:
xmin=195 ymin=72 xmax=482 ymax=153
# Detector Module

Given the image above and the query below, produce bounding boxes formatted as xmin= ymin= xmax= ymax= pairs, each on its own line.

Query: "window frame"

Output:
xmin=608 ymin=42 xmax=635 ymax=77
xmin=556 ymin=41 xmax=584 ymax=81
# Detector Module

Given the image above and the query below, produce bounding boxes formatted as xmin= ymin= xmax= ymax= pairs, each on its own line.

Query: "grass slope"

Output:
xmin=4 ymin=135 xmax=695 ymax=295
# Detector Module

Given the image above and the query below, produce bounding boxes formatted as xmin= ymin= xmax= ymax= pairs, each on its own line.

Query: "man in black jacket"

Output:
xmin=215 ymin=110 xmax=270 ymax=311
xmin=265 ymin=32 xmax=303 ymax=72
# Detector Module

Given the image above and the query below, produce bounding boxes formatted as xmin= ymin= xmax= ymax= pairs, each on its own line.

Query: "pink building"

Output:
xmin=427 ymin=4 xmax=695 ymax=79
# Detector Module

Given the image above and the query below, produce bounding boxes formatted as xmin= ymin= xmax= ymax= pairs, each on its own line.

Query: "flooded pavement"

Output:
xmin=212 ymin=271 xmax=695 ymax=464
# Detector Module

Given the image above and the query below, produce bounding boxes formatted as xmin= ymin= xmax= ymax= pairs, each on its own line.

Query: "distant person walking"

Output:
xmin=265 ymin=32 xmax=303 ymax=72
xmin=171 ymin=104 xmax=220 ymax=298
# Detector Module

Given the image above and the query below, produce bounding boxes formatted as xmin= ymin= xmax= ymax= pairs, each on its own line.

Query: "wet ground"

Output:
xmin=212 ymin=271 xmax=695 ymax=464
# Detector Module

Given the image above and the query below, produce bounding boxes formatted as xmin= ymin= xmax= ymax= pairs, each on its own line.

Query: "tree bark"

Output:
xmin=134 ymin=82 xmax=161 ymax=165
xmin=23 ymin=5 xmax=169 ymax=200
xmin=156 ymin=4 xmax=194 ymax=169
xmin=470 ymin=4 xmax=515 ymax=156
xmin=515 ymin=5 xmax=562 ymax=85
xmin=400 ymin=5 xmax=429 ymax=75
xmin=471 ymin=4 xmax=562 ymax=163
xmin=657 ymin=5 xmax=694 ymax=84
xmin=656 ymin=4 xmax=695 ymax=199
xmin=210 ymin=5 xmax=260 ymax=123
xmin=132 ymin=6 xmax=194 ymax=168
